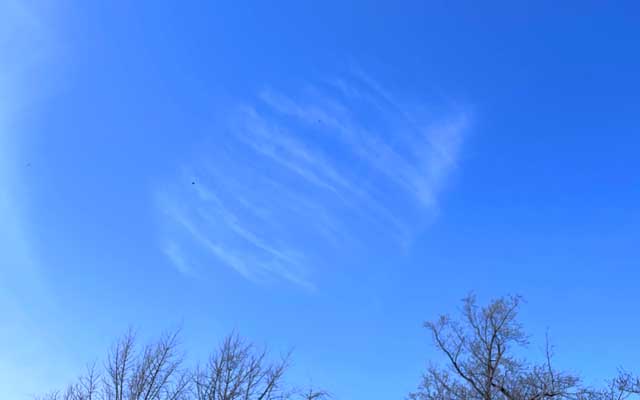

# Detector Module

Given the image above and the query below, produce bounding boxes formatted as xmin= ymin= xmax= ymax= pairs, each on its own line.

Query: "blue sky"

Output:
xmin=2 ymin=1 xmax=640 ymax=399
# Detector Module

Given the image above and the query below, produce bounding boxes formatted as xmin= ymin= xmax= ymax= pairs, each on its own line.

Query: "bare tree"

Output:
xmin=103 ymin=329 xmax=191 ymax=400
xmin=409 ymin=294 xmax=586 ymax=400
xmin=296 ymin=388 xmax=330 ymax=400
xmin=586 ymin=371 xmax=640 ymax=400
xmin=37 ymin=330 xmax=190 ymax=400
xmin=37 ymin=330 xmax=324 ymax=400
xmin=192 ymin=333 xmax=289 ymax=400
xmin=34 ymin=363 xmax=100 ymax=400
xmin=36 ymin=298 xmax=634 ymax=400
xmin=615 ymin=371 xmax=640 ymax=396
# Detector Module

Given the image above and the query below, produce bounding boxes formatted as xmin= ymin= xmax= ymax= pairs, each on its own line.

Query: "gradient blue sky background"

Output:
xmin=2 ymin=1 xmax=640 ymax=399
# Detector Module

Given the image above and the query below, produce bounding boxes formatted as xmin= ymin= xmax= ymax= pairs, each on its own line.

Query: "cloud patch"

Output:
xmin=156 ymin=75 xmax=470 ymax=289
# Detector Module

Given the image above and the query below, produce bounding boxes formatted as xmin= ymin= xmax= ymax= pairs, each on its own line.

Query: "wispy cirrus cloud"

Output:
xmin=156 ymin=74 xmax=471 ymax=289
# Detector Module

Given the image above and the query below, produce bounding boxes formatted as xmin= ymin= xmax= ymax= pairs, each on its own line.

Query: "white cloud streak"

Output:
xmin=157 ymin=74 xmax=470 ymax=289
